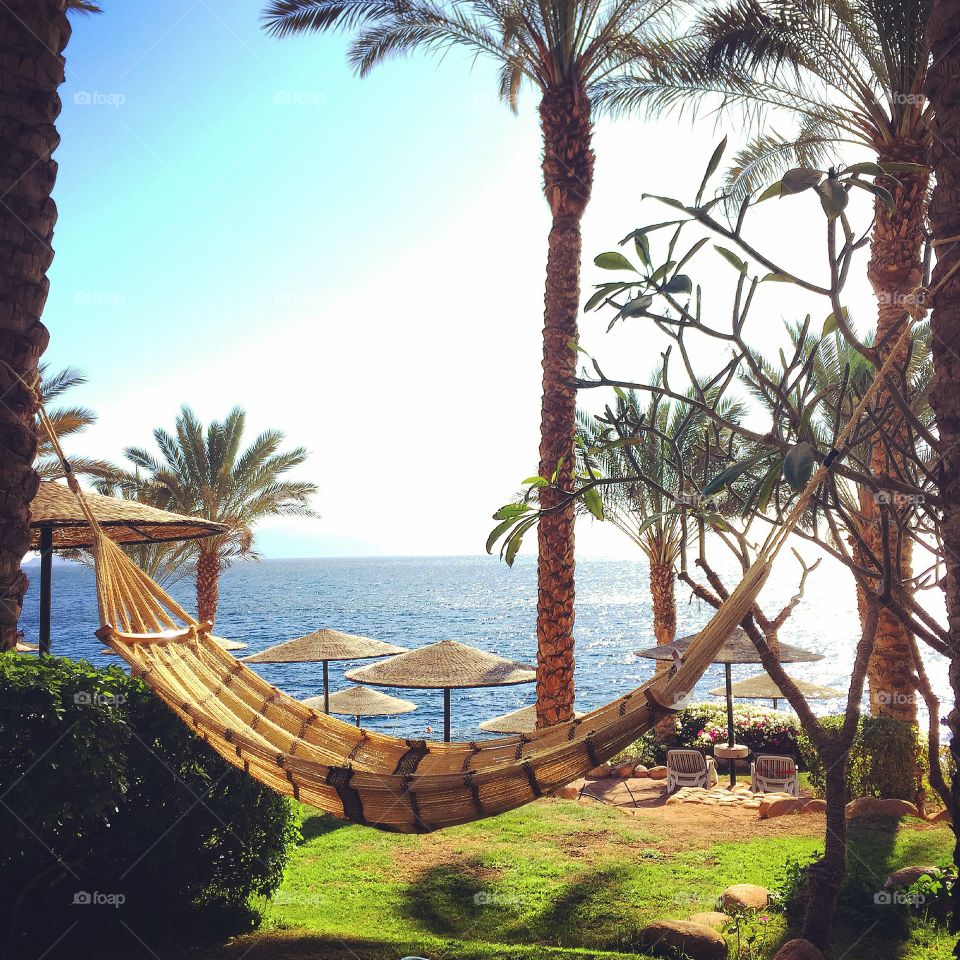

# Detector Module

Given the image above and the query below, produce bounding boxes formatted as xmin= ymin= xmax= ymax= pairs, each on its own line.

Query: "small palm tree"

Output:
xmin=114 ymin=407 xmax=318 ymax=623
xmin=261 ymin=0 xmax=680 ymax=726
xmin=35 ymin=364 xmax=116 ymax=481
xmin=577 ymin=377 xmax=746 ymax=646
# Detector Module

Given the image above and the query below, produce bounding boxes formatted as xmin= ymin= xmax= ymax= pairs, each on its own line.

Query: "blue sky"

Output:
xmin=45 ymin=0 xmax=876 ymax=558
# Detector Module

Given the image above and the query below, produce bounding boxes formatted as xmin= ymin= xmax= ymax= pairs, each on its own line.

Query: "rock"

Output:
xmin=687 ymin=911 xmax=730 ymax=931
xmin=633 ymin=764 xmax=650 ymax=778
xmin=552 ymin=784 xmax=580 ymax=800
xmin=804 ymin=799 xmax=827 ymax=813
xmin=648 ymin=765 xmax=669 ymax=780
xmin=845 ymin=797 xmax=920 ymax=820
xmin=759 ymin=797 xmax=807 ymax=819
xmin=588 ymin=763 xmax=612 ymax=779
xmin=884 ymin=865 xmax=940 ymax=890
xmin=772 ymin=939 xmax=826 ymax=960
xmin=614 ymin=762 xmax=635 ymax=778
xmin=639 ymin=920 xmax=727 ymax=960
xmin=719 ymin=883 xmax=769 ymax=912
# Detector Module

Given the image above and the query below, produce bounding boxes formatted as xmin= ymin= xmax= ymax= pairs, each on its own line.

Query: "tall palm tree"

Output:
xmin=114 ymin=407 xmax=318 ymax=623
xmin=261 ymin=0 xmax=679 ymax=726
xmin=0 ymin=2 xmax=98 ymax=651
xmin=923 ymin=0 xmax=960 ymax=898
xmin=35 ymin=364 xmax=116 ymax=480
xmin=598 ymin=0 xmax=933 ymax=723
xmin=576 ymin=380 xmax=747 ymax=647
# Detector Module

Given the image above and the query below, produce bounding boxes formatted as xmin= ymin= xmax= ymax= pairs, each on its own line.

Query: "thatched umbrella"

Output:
xmin=709 ymin=673 xmax=843 ymax=711
xmin=345 ymin=639 xmax=535 ymax=741
xmin=635 ymin=628 xmax=823 ymax=785
xmin=29 ymin=481 xmax=227 ymax=654
xmin=242 ymin=629 xmax=405 ymax=713
xmin=479 ymin=702 xmax=583 ymax=734
xmin=303 ymin=685 xmax=416 ymax=728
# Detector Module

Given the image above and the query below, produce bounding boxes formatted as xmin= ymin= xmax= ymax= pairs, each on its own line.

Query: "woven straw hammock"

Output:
xmin=32 ymin=323 xmax=911 ymax=833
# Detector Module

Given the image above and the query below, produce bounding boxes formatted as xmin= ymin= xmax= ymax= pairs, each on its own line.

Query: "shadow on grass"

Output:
xmin=298 ymin=812 xmax=350 ymax=843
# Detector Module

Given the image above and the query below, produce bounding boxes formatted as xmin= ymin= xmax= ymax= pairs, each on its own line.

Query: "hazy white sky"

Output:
xmin=44 ymin=1 xmax=879 ymax=559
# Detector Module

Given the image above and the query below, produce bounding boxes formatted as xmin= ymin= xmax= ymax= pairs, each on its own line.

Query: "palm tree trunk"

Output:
xmin=196 ymin=550 xmax=221 ymax=624
xmin=535 ymin=80 xmax=594 ymax=727
xmin=0 ymin=2 xmax=69 ymax=651
xmin=924 ymin=0 xmax=960 ymax=929
xmin=649 ymin=560 xmax=677 ymax=646
xmin=857 ymin=139 xmax=931 ymax=725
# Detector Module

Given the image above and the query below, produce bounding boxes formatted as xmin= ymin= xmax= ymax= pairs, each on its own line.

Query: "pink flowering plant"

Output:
xmin=679 ymin=704 xmax=803 ymax=763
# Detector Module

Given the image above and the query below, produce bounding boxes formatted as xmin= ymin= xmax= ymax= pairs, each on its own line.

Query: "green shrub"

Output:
xmin=0 ymin=655 xmax=299 ymax=956
xmin=615 ymin=702 xmax=805 ymax=768
xmin=799 ymin=714 xmax=921 ymax=800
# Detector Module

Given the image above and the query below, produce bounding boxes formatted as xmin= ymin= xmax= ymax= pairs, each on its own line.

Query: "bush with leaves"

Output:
xmin=0 ymin=655 xmax=299 ymax=957
xmin=799 ymin=714 xmax=921 ymax=801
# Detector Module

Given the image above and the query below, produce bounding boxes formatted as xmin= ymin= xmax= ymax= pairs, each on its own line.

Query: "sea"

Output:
xmin=17 ymin=554 xmax=953 ymax=740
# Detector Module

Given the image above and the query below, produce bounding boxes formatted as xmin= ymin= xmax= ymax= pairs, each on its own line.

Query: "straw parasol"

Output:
xmin=242 ymin=629 xmax=405 ymax=714
xmin=479 ymin=702 xmax=583 ymax=734
xmin=635 ymin=628 xmax=823 ymax=785
xmin=303 ymin=685 xmax=416 ymax=727
xmin=345 ymin=639 xmax=535 ymax=741
xmin=29 ymin=480 xmax=227 ymax=655
xmin=708 ymin=673 xmax=843 ymax=710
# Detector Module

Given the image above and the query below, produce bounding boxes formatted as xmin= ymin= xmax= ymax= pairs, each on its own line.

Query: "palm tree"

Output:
xmin=260 ymin=0 xmax=679 ymax=726
xmin=923 ymin=0 xmax=960 ymax=892
xmin=114 ymin=407 xmax=318 ymax=623
xmin=0 ymin=2 xmax=98 ymax=650
xmin=35 ymin=364 xmax=116 ymax=480
xmin=576 ymin=380 xmax=747 ymax=648
xmin=598 ymin=0 xmax=933 ymax=723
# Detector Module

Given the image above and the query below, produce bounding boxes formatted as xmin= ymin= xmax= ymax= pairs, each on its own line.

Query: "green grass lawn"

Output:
xmin=185 ymin=797 xmax=954 ymax=960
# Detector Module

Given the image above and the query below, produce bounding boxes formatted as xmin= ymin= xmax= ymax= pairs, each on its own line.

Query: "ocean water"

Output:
xmin=18 ymin=554 xmax=952 ymax=740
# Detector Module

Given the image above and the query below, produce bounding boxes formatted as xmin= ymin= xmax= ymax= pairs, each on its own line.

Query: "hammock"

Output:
xmin=28 ymin=321 xmax=911 ymax=833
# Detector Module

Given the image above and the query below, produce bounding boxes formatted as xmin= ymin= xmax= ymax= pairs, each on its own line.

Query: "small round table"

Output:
xmin=714 ymin=743 xmax=750 ymax=787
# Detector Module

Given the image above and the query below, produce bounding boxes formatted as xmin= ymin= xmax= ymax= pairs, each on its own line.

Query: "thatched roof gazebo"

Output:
xmin=708 ymin=673 xmax=843 ymax=710
xmin=30 ymin=480 xmax=227 ymax=654
xmin=346 ymin=639 xmax=535 ymax=741
xmin=243 ymin=629 xmax=405 ymax=713
xmin=479 ymin=702 xmax=583 ymax=735
xmin=303 ymin=685 xmax=416 ymax=727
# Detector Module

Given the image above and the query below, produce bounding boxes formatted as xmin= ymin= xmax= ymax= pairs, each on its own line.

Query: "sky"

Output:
xmin=44 ymin=0 xmax=879 ymax=559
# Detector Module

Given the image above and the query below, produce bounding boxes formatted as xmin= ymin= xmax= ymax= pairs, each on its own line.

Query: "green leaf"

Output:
xmin=840 ymin=161 xmax=887 ymax=178
xmin=848 ymin=178 xmax=896 ymax=212
xmin=823 ymin=306 xmax=849 ymax=335
xmin=641 ymin=194 xmax=688 ymax=211
xmin=522 ymin=476 xmax=549 ymax=487
xmin=756 ymin=180 xmax=782 ymax=202
xmin=621 ymin=294 xmax=654 ymax=316
xmin=582 ymin=486 xmax=604 ymax=520
xmin=878 ymin=161 xmax=929 ymax=175
xmin=761 ymin=272 xmax=796 ymax=283
xmin=714 ymin=245 xmax=748 ymax=274
xmin=702 ymin=452 xmax=771 ymax=496
xmin=782 ymin=442 xmax=817 ymax=491
xmin=816 ymin=180 xmax=849 ymax=220
xmin=493 ymin=503 xmax=531 ymax=521
xmin=697 ymin=136 xmax=727 ymax=203
xmin=584 ymin=286 xmax=615 ymax=312
xmin=674 ymin=236 xmax=709 ymax=272
xmin=486 ymin=517 xmax=517 ymax=554
xmin=662 ymin=274 xmax=693 ymax=295
xmin=594 ymin=252 xmax=635 ymax=271
xmin=634 ymin=233 xmax=651 ymax=267
xmin=780 ymin=168 xmax=823 ymax=195
xmin=649 ymin=260 xmax=677 ymax=285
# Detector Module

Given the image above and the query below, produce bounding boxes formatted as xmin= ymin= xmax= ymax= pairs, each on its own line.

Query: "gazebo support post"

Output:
xmin=355 ymin=714 xmax=361 ymax=728
xmin=323 ymin=660 xmax=330 ymax=713
xmin=725 ymin=664 xmax=736 ymax=787
xmin=443 ymin=688 xmax=451 ymax=742
xmin=38 ymin=526 xmax=53 ymax=655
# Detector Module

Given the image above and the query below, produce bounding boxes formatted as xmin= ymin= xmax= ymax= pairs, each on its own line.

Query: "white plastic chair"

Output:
xmin=666 ymin=749 xmax=718 ymax=792
xmin=751 ymin=754 xmax=799 ymax=797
